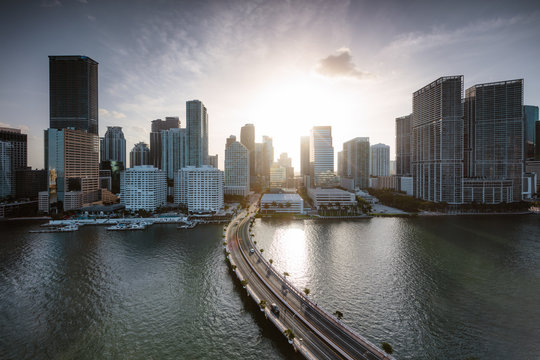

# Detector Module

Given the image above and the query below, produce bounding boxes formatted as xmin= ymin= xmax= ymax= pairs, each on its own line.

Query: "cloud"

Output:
xmin=41 ymin=0 xmax=61 ymax=7
xmin=87 ymin=15 xmax=96 ymax=21
xmin=316 ymin=48 xmax=372 ymax=79
xmin=77 ymin=0 xmax=88 ymax=3
xmin=112 ymin=111 xmax=126 ymax=119
xmin=99 ymin=108 xmax=126 ymax=119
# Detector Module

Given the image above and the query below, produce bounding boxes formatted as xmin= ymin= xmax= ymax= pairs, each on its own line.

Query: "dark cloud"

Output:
xmin=41 ymin=0 xmax=61 ymax=7
xmin=316 ymin=48 xmax=372 ymax=79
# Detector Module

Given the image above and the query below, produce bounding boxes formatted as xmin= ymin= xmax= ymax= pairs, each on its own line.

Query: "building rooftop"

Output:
xmin=261 ymin=193 xmax=303 ymax=201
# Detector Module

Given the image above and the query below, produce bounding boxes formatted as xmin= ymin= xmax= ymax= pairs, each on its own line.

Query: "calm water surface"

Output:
xmin=1 ymin=216 xmax=539 ymax=359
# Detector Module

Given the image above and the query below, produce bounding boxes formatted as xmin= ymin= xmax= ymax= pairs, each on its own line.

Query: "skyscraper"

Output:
xmin=370 ymin=143 xmax=390 ymax=177
xmin=262 ymin=136 xmax=274 ymax=179
xmin=49 ymin=56 xmax=98 ymax=135
xmin=130 ymin=142 xmax=150 ymax=167
xmin=524 ymin=105 xmax=539 ymax=160
xmin=395 ymin=114 xmax=412 ymax=176
xmin=101 ymin=126 xmax=126 ymax=165
xmin=412 ymin=76 xmax=463 ymax=203
xmin=240 ymin=124 xmax=255 ymax=187
xmin=0 ymin=127 xmax=27 ymax=197
xmin=310 ymin=126 xmax=334 ymax=187
xmin=150 ymin=117 xmax=180 ymax=169
xmin=300 ymin=136 xmax=310 ymax=177
xmin=45 ymin=128 xmax=100 ymax=208
xmin=161 ymin=128 xmax=187 ymax=180
xmin=463 ymin=79 xmax=524 ymax=203
xmin=224 ymin=141 xmax=249 ymax=197
xmin=0 ymin=141 xmax=12 ymax=198
xmin=341 ymin=137 xmax=370 ymax=189
xmin=226 ymin=135 xmax=237 ymax=149
xmin=186 ymin=100 xmax=208 ymax=167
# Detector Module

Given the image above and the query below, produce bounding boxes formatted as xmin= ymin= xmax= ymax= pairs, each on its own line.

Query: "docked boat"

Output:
xmin=106 ymin=222 xmax=147 ymax=231
xmin=177 ymin=222 xmax=197 ymax=230
xmin=29 ymin=224 xmax=79 ymax=233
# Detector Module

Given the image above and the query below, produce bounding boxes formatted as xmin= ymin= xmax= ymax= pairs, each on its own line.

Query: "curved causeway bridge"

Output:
xmin=226 ymin=209 xmax=395 ymax=360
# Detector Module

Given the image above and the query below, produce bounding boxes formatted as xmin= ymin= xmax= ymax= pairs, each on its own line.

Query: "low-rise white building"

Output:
xmin=260 ymin=193 xmax=304 ymax=214
xmin=175 ymin=166 xmax=224 ymax=213
xmin=308 ymin=187 xmax=357 ymax=209
xmin=120 ymin=165 xmax=166 ymax=211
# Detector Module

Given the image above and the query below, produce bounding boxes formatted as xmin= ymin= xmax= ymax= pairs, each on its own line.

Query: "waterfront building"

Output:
xmin=161 ymin=128 xmax=187 ymax=180
xmin=38 ymin=191 xmax=49 ymax=213
xmin=120 ymin=165 xmax=166 ymax=211
xmin=370 ymin=143 xmax=390 ymax=177
xmin=240 ymin=124 xmax=255 ymax=187
xmin=186 ymin=100 xmax=208 ymax=167
xmin=208 ymin=154 xmax=218 ymax=169
xmin=400 ymin=176 xmax=413 ymax=195
xmin=49 ymin=56 xmax=98 ymax=135
xmin=341 ymin=137 xmax=370 ymax=189
xmin=130 ymin=142 xmax=150 ymax=167
xmin=310 ymin=126 xmax=334 ymax=187
xmin=260 ymin=193 xmax=304 ymax=214
xmin=412 ymin=76 xmax=463 ymax=203
xmin=174 ymin=166 xmax=223 ymax=213
xmin=101 ymin=126 xmax=126 ymax=165
xmin=0 ymin=141 xmax=12 ymax=198
xmin=307 ymin=187 xmax=356 ymax=209
xmin=0 ymin=127 xmax=28 ymax=197
xmin=44 ymin=128 xmax=100 ymax=209
xmin=396 ymin=114 xmax=412 ymax=176
xmin=524 ymin=105 xmax=539 ymax=160
xmin=15 ymin=167 xmax=47 ymax=199
xmin=463 ymin=79 xmax=523 ymax=203
xmin=150 ymin=117 xmax=180 ymax=169
xmin=224 ymin=141 xmax=249 ymax=197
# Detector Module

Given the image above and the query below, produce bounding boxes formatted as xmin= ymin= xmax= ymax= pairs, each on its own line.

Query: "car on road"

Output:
xmin=250 ymin=248 xmax=254 ymax=254
xmin=271 ymin=303 xmax=280 ymax=315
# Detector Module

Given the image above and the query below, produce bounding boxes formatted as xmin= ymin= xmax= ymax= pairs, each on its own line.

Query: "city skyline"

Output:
xmin=1 ymin=0 xmax=540 ymax=171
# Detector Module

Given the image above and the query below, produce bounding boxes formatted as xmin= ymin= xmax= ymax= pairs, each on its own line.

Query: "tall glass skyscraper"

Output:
xmin=49 ymin=56 xmax=98 ymax=135
xmin=395 ymin=114 xmax=412 ymax=176
xmin=524 ymin=105 xmax=539 ymax=160
xmin=370 ymin=143 xmax=390 ymax=177
xmin=412 ymin=76 xmax=463 ymax=204
xmin=150 ymin=117 xmax=180 ymax=169
xmin=161 ymin=128 xmax=187 ymax=180
xmin=186 ymin=100 xmax=208 ymax=167
xmin=101 ymin=126 xmax=126 ymax=165
xmin=310 ymin=126 xmax=334 ymax=187
xmin=463 ymin=79 xmax=524 ymax=203
xmin=341 ymin=137 xmax=370 ymax=189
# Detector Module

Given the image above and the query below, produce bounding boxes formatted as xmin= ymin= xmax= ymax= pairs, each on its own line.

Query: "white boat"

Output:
xmin=106 ymin=222 xmax=146 ymax=231
xmin=29 ymin=224 xmax=79 ymax=233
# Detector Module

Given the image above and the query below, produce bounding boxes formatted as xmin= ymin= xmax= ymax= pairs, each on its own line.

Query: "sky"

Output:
xmin=1 ymin=0 xmax=540 ymax=171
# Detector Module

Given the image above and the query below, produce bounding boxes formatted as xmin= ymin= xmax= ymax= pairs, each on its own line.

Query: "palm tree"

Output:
xmin=231 ymin=265 xmax=237 ymax=271
xmin=381 ymin=342 xmax=393 ymax=354
xmin=303 ymin=288 xmax=310 ymax=296
xmin=241 ymin=279 xmax=248 ymax=288
xmin=269 ymin=259 xmax=273 ymax=264
xmin=334 ymin=310 xmax=343 ymax=320
xmin=283 ymin=328 xmax=295 ymax=344
xmin=259 ymin=299 xmax=266 ymax=311
xmin=260 ymin=248 xmax=264 ymax=254
xmin=283 ymin=272 xmax=290 ymax=277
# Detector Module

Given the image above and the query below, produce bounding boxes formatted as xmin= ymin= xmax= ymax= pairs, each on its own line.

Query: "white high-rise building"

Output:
xmin=310 ymin=126 xmax=334 ymax=187
xmin=224 ymin=141 xmax=249 ymax=196
xmin=174 ymin=166 xmax=223 ymax=213
xmin=120 ymin=165 xmax=166 ymax=211
xmin=161 ymin=128 xmax=187 ymax=180
xmin=370 ymin=143 xmax=390 ymax=177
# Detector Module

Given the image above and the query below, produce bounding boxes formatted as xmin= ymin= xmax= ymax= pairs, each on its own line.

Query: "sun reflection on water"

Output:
xmin=273 ymin=227 xmax=307 ymax=284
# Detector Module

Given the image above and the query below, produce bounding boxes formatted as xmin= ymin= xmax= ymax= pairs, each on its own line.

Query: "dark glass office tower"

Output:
xmin=49 ymin=55 xmax=98 ymax=135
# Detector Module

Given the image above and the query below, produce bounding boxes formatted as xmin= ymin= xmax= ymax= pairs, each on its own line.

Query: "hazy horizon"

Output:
xmin=1 ymin=0 xmax=539 ymax=170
